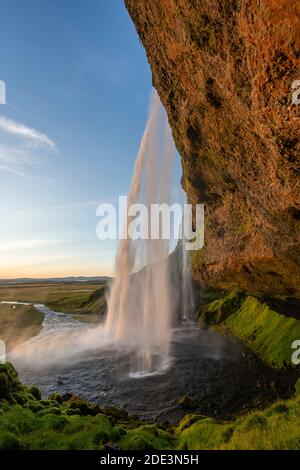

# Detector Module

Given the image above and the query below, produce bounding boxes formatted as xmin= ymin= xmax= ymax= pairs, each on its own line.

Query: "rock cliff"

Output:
xmin=125 ymin=0 xmax=300 ymax=298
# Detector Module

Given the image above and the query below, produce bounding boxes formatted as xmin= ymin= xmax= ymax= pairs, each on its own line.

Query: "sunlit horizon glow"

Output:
xmin=0 ymin=1 xmax=153 ymax=279
xmin=0 ymin=1 xmax=183 ymax=279
xmin=0 ymin=264 xmax=114 ymax=280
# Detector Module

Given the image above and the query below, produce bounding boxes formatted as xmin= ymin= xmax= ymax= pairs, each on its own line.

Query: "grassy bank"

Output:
xmin=0 ymin=283 xmax=108 ymax=352
xmin=0 ymin=304 xmax=43 ymax=351
xmin=46 ymin=285 xmax=107 ymax=319
xmin=0 ymin=282 xmax=107 ymax=324
xmin=199 ymin=292 xmax=300 ymax=369
xmin=0 ymin=363 xmax=299 ymax=450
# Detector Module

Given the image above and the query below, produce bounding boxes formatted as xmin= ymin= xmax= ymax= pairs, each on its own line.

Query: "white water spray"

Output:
xmin=105 ymin=90 xmax=177 ymax=375
xmin=9 ymin=90 xmax=196 ymax=376
xmin=181 ymin=220 xmax=195 ymax=323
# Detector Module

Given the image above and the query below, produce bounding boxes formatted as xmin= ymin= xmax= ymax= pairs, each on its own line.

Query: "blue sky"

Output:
xmin=0 ymin=0 xmax=182 ymax=278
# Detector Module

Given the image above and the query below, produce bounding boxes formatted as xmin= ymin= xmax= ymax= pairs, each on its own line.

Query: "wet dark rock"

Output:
xmin=179 ymin=395 xmax=199 ymax=409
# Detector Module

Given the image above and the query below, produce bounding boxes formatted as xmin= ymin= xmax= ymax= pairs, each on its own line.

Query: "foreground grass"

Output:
xmin=200 ymin=292 xmax=300 ymax=369
xmin=0 ymin=363 xmax=299 ymax=450
xmin=0 ymin=304 xmax=43 ymax=351
xmin=177 ymin=395 xmax=300 ymax=449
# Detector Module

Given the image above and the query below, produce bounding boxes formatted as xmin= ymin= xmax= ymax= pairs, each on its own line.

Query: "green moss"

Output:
xmin=0 ymin=431 xmax=23 ymax=450
xmin=36 ymin=407 xmax=62 ymax=417
xmin=295 ymin=378 xmax=300 ymax=395
xmin=46 ymin=286 xmax=106 ymax=316
xmin=27 ymin=401 xmax=45 ymax=413
xmin=177 ymin=395 xmax=300 ymax=450
xmin=0 ymin=303 xmax=43 ymax=351
xmin=175 ymin=414 xmax=205 ymax=434
xmin=178 ymin=395 xmax=199 ymax=409
xmin=48 ymin=392 xmax=63 ymax=404
xmin=0 ymin=358 xmax=299 ymax=450
xmin=27 ymin=385 xmax=41 ymax=400
xmin=119 ymin=425 xmax=172 ymax=450
xmin=225 ymin=296 xmax=300 ymax=368
xmin=201 ymin=294 xmax=300 ymax=368
xmin=0 ymin=372 xmax=9 ymax=398
xmin=200 ymin=291 xmax=244 ymax=325
xmin=241 ymin=413 xmax=268 ymax=431
xmin=178 ymin=417 xmax=228 ymax=450
xmin=0 ymin=363 xmax=23 ymax=400
xmin=103 ymin=406 xmax=128 ymax=420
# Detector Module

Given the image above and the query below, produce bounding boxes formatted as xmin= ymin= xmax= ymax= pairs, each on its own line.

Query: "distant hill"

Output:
xmin=0 ymin=276 xmax=111 ymax=285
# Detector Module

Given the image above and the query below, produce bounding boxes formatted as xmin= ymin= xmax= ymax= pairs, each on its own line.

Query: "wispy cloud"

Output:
xmin=0 ymin=143 xmax=35 ymax=165
xmin=0 ymin=116 xmax=57 ymax=180
xmin=0 ymin=115 xmax=56 ymax=150
xmin=0 ymin=239 xmax=62 ymax=251
xmin=0 ymin=164 xmax=30 ymax=179
xmin=0 ymin=199 xmax=106 ymax=217
xmin=50 ymin=200 xmax=101 ymax=210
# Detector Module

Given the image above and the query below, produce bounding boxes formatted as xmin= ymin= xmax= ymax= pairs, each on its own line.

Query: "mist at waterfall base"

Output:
xmin=10 ymin=90 xmax=195 ymax=375
xmin=7 ymin=90 xmax=264 ymax=420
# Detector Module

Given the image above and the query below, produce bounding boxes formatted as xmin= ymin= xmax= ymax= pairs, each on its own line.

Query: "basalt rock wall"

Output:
xmin=125 ymin=0 xmax=300 ymax=298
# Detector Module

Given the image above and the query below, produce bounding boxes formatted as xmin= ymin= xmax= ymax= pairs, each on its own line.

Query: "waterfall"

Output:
xmin=181 ymin=238 xmax=195 ymax=323
xmin=105 ymin=90 xmax=177 ymax=375
xmin=9 ymin=90 xmax=196 ymax=376
xmin=179 ymin=197 xmax=195 ymax=323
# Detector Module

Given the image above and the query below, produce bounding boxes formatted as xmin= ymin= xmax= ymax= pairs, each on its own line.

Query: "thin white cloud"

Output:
xmin=0 ymin=163 xmax=30 ymax=179
xmin=50 ymin=200 xmax=101 ymax=210
xmin=0 ymin=199 xmax=104 ymax=216
xmin=0 ymin=143 xmax=35 ymax=165
xmin=0 ymin=239 xmax=62 ymax=251
xmin=0 ymin=115 xmax=56 ymax=150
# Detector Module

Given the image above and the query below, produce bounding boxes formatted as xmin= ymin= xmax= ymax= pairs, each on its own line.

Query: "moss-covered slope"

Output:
xmin=200 ymin=293 xmax=300 ymax=369
xmin=0 ymin=363 xmax=299 ymax=450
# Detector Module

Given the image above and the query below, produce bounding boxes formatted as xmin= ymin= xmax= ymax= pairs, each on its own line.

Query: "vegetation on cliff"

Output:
xmin=0 ymin=303 xmax=43 ymax=351
xmin=199 ymin=292 xmax=300 ymax=369
xmin=0 ymin=362 xmax=299 ymax=450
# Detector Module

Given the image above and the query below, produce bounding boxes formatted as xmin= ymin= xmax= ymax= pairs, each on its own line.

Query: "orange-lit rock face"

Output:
xmin=125 ymin=0 xmax=300 ymax=298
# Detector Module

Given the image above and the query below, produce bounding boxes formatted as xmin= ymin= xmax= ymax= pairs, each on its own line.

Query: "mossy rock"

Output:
xmin=27 ymin=385 xmax=41 ymax=400
xmin=176 ymin=414 xmax=207 ymax=433
xmin=27 ymin=401 xmax=45 ymax=413
xmin=36 ymin=406 xmax=62 ymax=417
xmin=269 ymin=403 xmax=289 ymax=415
xmin=48 ymin=392 xmax=63 ymax=404
xmin=65 ymin=408 xmax=82 ymax=416
xmin=179 ymin=395 xmax=199 ymax=409
xmin=0 ymin=432 xmax=22 ymax=450
xmin=104 ymin=406 xmax=128 ymax=420
xmin=201 ymin=293 xmax=300 ymax=369
xmin=112 ymin=424 xmax=127 ymax=439
xmin=0 ymin=363 xmax=23 ymax=400
xmin=67 ymin=398 xmax=101 ymax=416
xmin=42 ymin=414 xmax=68 ymax=431
xmin=121 ymin=434 xmax=155 ymax=451
xmin=39 ymin=399 xmax=51 ymax=407
xmin=242 ymin=414 xmax=268 ymax=431
xmin=200 ymin=291 xmax=244 ymax=325
xmin=0 ymin=372 xmax=9 ymax=399
xmin=61 ymin=392 xmax=75 ymax=402
xmin=10 ymin=391 xmax=26 ymax=405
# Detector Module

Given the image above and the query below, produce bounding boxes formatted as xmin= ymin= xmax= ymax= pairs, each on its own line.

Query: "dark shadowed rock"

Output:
xmin=125 ymin=0 xmax=300 ymax=298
